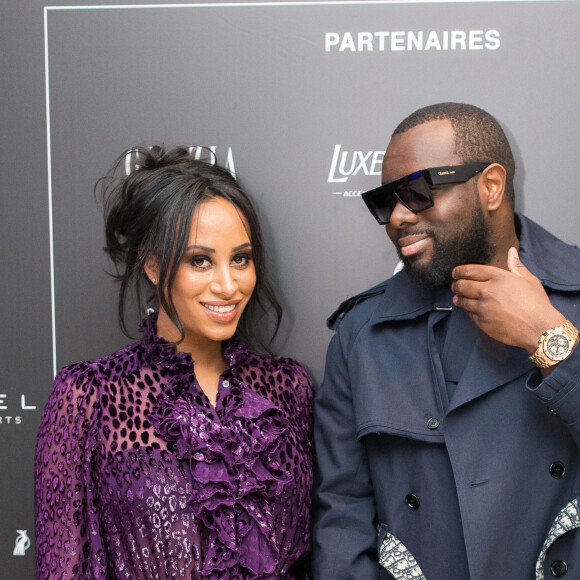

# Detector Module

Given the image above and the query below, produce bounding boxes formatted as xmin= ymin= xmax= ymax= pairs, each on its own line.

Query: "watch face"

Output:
xmin=546 ymin=333 xmax=571 ymax=360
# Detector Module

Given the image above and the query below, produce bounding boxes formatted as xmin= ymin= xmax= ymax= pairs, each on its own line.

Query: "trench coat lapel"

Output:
xmin=447 ymin=331 xmax=534 ymax=413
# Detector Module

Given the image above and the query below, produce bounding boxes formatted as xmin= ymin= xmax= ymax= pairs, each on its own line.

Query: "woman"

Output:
xmin=34 ymin=146 xmax=314 ymax=579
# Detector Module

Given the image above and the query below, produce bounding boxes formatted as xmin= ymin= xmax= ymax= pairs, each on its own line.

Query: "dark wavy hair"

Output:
xmin=393 ymin=102 xmax=516 ymax=208
xmin=97 ymin=145 xmax=282 ymax=355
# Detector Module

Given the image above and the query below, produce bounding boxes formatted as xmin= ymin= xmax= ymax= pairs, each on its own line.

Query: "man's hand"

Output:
xmin=451 ymin=247 xmax=565 ymax=354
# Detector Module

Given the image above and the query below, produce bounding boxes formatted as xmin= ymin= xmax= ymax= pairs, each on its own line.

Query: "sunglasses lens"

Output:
xmin=362 ymin=173 xmax=435 ymax=224
xmin=373 ymin=196 xmax=397 ymax=224
xmin=397 ymin=176 xmax=433 ymax=211
xmin=362 ymin=188 xmax=396 ymax=224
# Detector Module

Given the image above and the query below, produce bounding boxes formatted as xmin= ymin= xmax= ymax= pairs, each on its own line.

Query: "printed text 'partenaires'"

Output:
xmin=325 ymin=30 xmax=500 ymax=52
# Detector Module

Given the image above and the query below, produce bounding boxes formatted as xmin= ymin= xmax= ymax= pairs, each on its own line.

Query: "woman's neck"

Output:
xmin=156 ymin=310 xmax=228 ymax=406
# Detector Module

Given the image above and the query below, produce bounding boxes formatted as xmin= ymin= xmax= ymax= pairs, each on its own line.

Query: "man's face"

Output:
xmin=382 ymin=119 xmax=494 ymax=287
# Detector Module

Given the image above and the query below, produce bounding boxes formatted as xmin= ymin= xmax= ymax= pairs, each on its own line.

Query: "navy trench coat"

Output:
xmin=312 ymin=215 xmax=580 ymax=580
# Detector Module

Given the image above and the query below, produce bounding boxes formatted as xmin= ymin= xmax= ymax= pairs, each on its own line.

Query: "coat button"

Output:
xmin=405 ymin=493 xmax=420 ymax=510
xmin=549 ymin=461 xmax=566 ymax=479
xmin=427 ymin=418 xmax=440 ymax=430
xmin=550 ymin=560 xmax=568 ymax=577
xmin=222 ymin=380 xmax=230 ymax=388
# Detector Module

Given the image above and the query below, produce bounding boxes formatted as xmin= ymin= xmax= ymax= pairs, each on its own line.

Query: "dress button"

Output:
xmin=405 ymin=493 xmax=420 ymax=510
xmin=222 ymin=380 xmax=230 ymax=388
xmin=550 ymin=560 xmax=568 ymax=577
xmin=426 ymin=418 xmax=440 ymax=430
xmin=549 ymin=461 xmax=566 ymax=479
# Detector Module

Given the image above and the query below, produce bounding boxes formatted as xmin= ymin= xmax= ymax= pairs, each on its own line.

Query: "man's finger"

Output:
xmin=452 ymin=264 xmax=496 ymax=282
xmin=451 ymin=279 xmax=482 ymax=299
xmin=507 ymin=247 xmax=531 ymax=278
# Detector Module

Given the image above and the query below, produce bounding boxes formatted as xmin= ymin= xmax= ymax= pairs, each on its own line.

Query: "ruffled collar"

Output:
xmin=141 ymin=312 xmax=295 ymax=577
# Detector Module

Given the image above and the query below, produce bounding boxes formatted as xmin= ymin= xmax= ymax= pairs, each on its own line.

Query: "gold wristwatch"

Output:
xmin=529 ymin=320 xmax=579 ymax=369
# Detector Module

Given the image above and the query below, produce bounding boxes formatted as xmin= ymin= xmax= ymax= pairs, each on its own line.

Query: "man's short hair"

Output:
xmin=393 ymin=103 xmax=516 ymax=208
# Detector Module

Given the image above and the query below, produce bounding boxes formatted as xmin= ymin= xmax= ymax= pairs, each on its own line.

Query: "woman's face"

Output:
xmin=153 ymin=197 xmax=257 ymax=352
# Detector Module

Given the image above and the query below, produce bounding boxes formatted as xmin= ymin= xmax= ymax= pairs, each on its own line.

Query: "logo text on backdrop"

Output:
xmin=328 ymin=145 xmax=382 ymax=197
xmin=0 ymin=394 xmax=36 ymax=425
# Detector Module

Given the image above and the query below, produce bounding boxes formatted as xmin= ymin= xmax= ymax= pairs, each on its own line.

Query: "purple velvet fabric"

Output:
xmin=35 ymin=315 xmax=314 ymax=579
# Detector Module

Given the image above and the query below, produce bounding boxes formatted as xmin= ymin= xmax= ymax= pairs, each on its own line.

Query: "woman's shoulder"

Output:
xmin=237 ymin=347 xmax=312 ymax=384
xmin=45 ymin=341 xmax=149 ymax=428
xmin=54 ymin=339 xmax=146 ymax=388
xmin=231 ymin=345 xmax=314 ymax=409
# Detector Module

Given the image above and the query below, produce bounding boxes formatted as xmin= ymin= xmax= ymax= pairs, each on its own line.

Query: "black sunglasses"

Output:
xmin=362 ymin=163 xmax=488 ymax=225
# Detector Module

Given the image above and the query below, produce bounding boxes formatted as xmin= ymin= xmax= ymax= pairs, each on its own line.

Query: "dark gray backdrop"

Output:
xmin=3 ymin=0 xmax=580 ymax=577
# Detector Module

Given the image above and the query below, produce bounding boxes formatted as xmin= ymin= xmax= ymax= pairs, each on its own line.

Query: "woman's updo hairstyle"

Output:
xmin=98 ymin=145 xmax=282 ymax=354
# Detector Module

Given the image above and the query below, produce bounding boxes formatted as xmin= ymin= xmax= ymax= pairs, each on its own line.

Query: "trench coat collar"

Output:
xmin=368 ymin=214 xmax=580 ymax=412
xmin=516 ymin=213 xmax=580 ymax=290
xmin=369 ymin=271 xmax=450 ymax=324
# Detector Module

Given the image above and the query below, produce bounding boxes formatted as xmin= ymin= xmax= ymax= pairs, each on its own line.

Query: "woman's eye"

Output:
xmin=232 ymin=253 xmax=252 ymax=267
xmin=190 ymin=255 xmax=212 ymax=269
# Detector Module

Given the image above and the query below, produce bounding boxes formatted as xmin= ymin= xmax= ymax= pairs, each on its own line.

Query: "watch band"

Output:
xmin=530 ymin=320 xmax=579 ymax=369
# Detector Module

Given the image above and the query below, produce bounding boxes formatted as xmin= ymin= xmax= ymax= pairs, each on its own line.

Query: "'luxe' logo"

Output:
xmin=328 ymin=145 xmax=383 ymax=183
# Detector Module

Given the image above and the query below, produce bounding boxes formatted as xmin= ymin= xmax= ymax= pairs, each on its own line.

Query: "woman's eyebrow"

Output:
xmin=186 ymin=244 xmax=215 ymax=253
xmin=185 ymin=242 xmax=252 ymax=253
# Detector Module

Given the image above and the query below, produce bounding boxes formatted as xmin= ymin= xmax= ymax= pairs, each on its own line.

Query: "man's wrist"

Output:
xmin=523 ymin=311 xmax=567 ymax=355
xmin=529 ymin=319 xmax=579 ymax=369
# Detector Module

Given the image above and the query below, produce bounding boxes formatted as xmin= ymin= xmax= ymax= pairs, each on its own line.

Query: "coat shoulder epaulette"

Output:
xmin=327 ymin=279 xmax=390 ymax=330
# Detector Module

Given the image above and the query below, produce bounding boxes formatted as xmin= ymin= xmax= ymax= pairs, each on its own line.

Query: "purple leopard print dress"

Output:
xmin=34 ymin=315 xmax=314 ymax=579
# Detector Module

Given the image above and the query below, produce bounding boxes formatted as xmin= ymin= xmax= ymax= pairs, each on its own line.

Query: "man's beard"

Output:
xmin=400 ymin=202 xmax=494 ymax=288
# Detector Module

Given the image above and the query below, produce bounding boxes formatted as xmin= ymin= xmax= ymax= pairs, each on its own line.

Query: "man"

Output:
xmin=312 ymin=103 xmax=580 ymax=579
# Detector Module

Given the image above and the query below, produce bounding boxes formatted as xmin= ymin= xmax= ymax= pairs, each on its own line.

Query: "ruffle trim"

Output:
xmin=142 ymin=313 xmax=293 ymax=577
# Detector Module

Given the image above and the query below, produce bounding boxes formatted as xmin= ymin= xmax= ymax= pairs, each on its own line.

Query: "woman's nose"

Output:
xmin=210 ymin=265 xmax=237 ymax=297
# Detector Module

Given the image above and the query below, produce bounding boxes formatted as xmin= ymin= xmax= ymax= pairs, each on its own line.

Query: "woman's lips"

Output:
xmin=398 ymin=234 xmax=431 ymax=257
xmin=201 ymin=302 xmax=239 ymax=323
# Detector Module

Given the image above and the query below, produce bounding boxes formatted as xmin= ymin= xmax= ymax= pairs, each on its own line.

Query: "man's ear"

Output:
xmin=144 ymin=256 xmax=160 ymax=286
xmin=478 ymin=163 xmax=507 ymax=212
